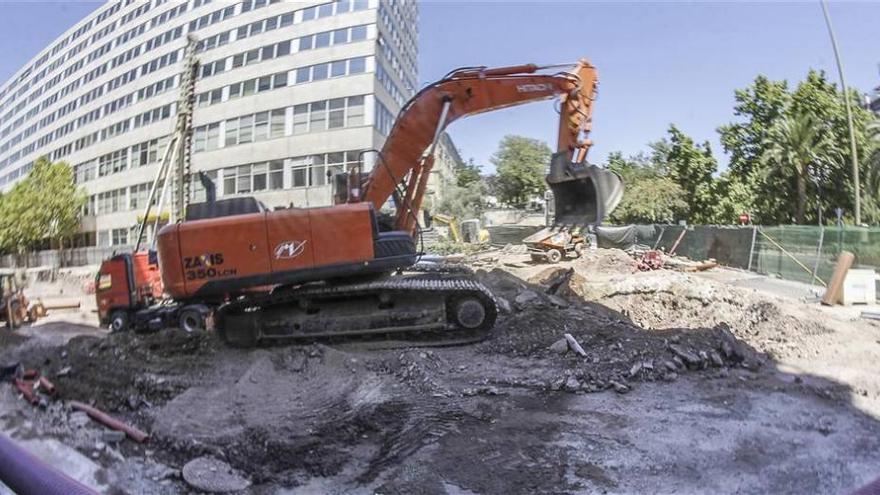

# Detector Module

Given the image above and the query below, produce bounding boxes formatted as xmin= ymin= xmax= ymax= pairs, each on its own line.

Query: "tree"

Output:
xmin=606 ymin=151 xmax=688 ymax=224
xmin=760 ymin=113 xmax=828 ymax=224
xmin=0 ymin=157 xmax=85 ymax=264
xmin=665 ymin=125 xmax=719 ymax=223
xmin=436 ymin=180 xmax=487 ymax=221
xmin=455 ymin=158 xmax=482 ymax=188
xmin=490 ymin=135 xmax=551 ymax=207
xmin=719 ymin=71 xmax=875 ymax=224
xmin=31 ymin=158 xmax=87 ymax=257
xmin=863 ymin=120 xmax=880 ymax=224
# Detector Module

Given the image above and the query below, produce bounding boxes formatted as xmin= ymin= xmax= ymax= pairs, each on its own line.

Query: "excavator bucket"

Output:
xmin=545 ymin=152 xmax=623 ymax=226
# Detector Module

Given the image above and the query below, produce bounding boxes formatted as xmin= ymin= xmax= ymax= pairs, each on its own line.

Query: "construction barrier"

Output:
xmin=596 ymin=224 xmax=880 ymax=288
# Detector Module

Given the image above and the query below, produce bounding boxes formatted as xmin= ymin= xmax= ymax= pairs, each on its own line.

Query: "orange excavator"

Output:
xmin=95 ymin=59 xmax=621 ymax=345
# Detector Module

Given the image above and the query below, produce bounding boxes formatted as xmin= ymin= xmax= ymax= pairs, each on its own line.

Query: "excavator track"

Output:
xmin=215 ymin=273 xmax=497 ymax=348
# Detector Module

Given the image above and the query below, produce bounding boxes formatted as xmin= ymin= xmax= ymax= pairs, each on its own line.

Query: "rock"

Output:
xmin=708 ymin=350 xmax=724 ymax=367
xmin=663 ymin=372 xmax=678 ymax=382
xmin=549 ymin=338 xmax=569 ymax=354
xmin=563 ymin=333 xmax=588 ymax=357
xmin=672 ymin=356 xmax=685 ymax=369
xmin=182 ymin=457 xmax=251 ymax=493
xmin=69 ymin=412 xmax=91 ymax=428
xmin=102 ymin=430 xmax=127 ymax=444
xmin=496 ymin=297 xmax=512 ymax=314
xmin=56 ymin=366 xmax=72 ymax=377
xmin=514 ymin=290 xmax=541 ymax=309
xmin=463 ymin=386 xmax=506 ymax=397
xmin=668 ymin=344 xmax=702 ymax=369
xmin=698 ymin=351 xmax=709 ymax=368
xmin=714 ymin=323 xmax=747 ymax=363
xmin=610 ymin=380 xmax=630 ymax=394
xmin=289 ymin=353 xmax=307 ymax=372
xmin=547 ymin=294 xmax=569 ymax=308
xmin=663 ymin=360 xmax=678 ymax=372
xmin=564 ymin=375 xmax=581 ymax=391
xmin=628 ymin=362 xmax=643 ymax=378
xmin=551 ymin=377 xmax=565 ymax=391
xmin=642 ymin=360 xmax=654 ymax=371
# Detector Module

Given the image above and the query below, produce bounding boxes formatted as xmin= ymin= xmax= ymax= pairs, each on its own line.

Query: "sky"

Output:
xmin=1 ymin=1 xmax=878 ymax=173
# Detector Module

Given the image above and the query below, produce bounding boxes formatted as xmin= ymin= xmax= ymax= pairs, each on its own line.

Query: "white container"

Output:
xmin=841 ymin=269 xmax=877 ymax=305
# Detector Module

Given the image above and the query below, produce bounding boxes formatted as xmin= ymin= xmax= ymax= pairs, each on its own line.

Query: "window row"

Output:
xmin=199 ymin=24 xmax=372 ymax=79
xmin=192 ymin=95 xmax=367 ymax=153
xmin=1 ymin=0 xmax=195 ymax=137
xmin=1 ymin=46 xmax=178 ymax=154
xmin=375 ymin=100 xmax=396 ymax=136
xmin=196 ymin=0 xmax=370 ymax=55
xmin=195 ymin=57 xmax=368 ymax=108
xmin=216 ymin=150 xmax=362 ymax=195
xmin=74 ymin=135 xmax=171 ymax=184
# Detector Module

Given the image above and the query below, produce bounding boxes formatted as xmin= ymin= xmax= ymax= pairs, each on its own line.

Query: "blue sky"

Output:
xmin=2 ymin=1 xmax=878 ymax=173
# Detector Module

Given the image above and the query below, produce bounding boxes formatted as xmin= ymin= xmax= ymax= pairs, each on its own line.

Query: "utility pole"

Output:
xmin=820 ymin=0 xmax=861 ymax=225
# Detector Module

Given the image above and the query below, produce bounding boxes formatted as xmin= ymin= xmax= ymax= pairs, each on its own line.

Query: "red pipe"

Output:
xmin=69 ymin=401 xmax=150 ymax=443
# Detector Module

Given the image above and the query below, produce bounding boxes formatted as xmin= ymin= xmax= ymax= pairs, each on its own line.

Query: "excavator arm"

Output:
xmin=362 ymin=60 xmax=604 ymax=233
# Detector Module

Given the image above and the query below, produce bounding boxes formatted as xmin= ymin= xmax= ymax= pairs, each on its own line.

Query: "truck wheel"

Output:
xmin=547 ymin=249 xmax=562 ymax=263
xmin=109 ymin=310 xmax=130 ymax=333
xmin=573 ymin=242 xmax=585 ymax=258
xmin=178 ymin=307 xmax=206 ymax=333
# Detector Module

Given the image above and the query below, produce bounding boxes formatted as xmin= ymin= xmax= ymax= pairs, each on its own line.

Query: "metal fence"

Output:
xmin=0 ymin=245 xmax=130 ymax=269
xmin=596 ymin=224 xmax=880 ymax=287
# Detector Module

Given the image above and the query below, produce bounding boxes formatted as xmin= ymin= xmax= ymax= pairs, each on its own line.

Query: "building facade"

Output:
xmin=0 ymin=0 xmax=419 ymax=248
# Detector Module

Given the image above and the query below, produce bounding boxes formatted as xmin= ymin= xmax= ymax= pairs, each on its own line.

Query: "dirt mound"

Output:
xmin=571 ymin=248 xmax=636 ymax=275
xmin=586 ymin=271 xmax=831 ymax=360
xmin=472 ymin=266 xmax=763 ymax=394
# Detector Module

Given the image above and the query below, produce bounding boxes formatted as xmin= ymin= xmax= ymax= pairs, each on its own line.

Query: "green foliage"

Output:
xmin=719 ymin=70 xmax=875 ymax=224
xmin=607 ymin=151 xmax=688 ymax=224
xmin=455 ymin=158 xmax=483 ymax=188
xmin=666 ymin=125 xmax=719 ymax=223
xmin=491 ymin=135 xmax=551 ymax=207
xmin=760 ymin=112 xmax=828 ymax=224
xmin=0 ymin=157 xmax=86 ymax=256
xmin=435 ymin=179 xmax=487 ymax=221
xmin=864 ymin=120 xmax=880 ymax=225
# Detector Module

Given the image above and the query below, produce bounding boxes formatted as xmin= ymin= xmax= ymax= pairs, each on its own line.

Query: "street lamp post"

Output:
xmin=820 ymin=0 xmax=861 ymax=225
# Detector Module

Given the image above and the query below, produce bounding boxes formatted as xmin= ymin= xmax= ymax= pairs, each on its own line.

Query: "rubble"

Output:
xmin=0 ymin=247 xmax=869 ymax=493
xmin=563 ymin=333 xmax=588 ymax=357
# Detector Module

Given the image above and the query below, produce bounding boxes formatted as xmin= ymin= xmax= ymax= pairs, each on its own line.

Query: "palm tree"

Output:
xmin=862 ymin=120 xmax=880 ymax=224
xmin=761 ymin=113 xmax=826 ymax=224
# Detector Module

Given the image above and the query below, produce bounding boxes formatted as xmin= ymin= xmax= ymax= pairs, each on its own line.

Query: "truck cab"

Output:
xmin=95 ymin=251 xmax=164 ymax=331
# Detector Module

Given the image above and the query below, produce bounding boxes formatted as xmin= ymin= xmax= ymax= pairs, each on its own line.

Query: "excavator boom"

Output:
xmin=363 ymin=60 xmax=605 ymax=232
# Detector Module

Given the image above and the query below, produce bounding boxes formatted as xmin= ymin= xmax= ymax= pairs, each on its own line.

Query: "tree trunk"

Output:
xmin=796 ymin=172 xmax=807 ymax=224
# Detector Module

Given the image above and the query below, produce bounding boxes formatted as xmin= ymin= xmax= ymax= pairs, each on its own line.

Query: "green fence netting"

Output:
xmin=595 ymin=224 xmax=880 ymax=287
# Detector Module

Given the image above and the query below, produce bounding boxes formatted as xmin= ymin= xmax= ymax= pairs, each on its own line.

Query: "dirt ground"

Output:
xmin=2 ymin=248 xmax=880 ymax=494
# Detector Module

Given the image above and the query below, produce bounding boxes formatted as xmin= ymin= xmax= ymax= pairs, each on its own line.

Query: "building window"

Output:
xmin=98 ymin=150 xmax=128 ymax=177
xmin=111 ymin=228 xmax=129 ymax=246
